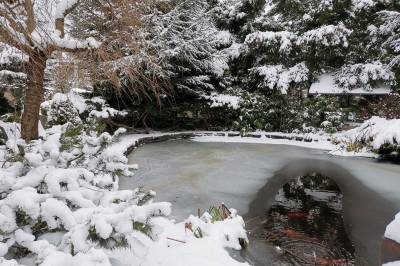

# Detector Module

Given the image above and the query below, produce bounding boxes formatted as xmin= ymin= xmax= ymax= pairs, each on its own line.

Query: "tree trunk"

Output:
xmin=21 ymin=51 xmax=47 ymax=141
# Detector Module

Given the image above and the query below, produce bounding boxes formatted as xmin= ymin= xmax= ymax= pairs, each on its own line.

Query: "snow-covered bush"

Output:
xmin=228 ymin=90 xmax=290 ymax=134
xmin=335 ymin=62 xmax=394 ymax=90
xmin=41 ymin=92 xmax=127 ymax=132
xmin=302 ymin=96 xmax=344 ymax=134
xmin=333 ymin=116 xmax=400 ymax=157
xmin=351 ymin=0 xmax=392 ymax=11
xmin=0 ymin=43 xmax=28 ymax=69
xmin=0 ymin=93 xmax=171 ymax=265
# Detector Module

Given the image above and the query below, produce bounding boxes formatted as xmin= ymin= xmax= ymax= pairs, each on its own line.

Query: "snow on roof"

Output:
xmin=309 ymin=74 xmax=391 ymax=95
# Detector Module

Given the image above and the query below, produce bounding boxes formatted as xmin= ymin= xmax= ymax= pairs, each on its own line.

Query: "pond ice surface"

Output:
xmin=121 ymin=139 xmax=400 ymax=221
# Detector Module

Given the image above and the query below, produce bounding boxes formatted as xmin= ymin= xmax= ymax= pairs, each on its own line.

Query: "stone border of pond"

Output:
xmin=121 ymin=131 xmax=334 ymax=157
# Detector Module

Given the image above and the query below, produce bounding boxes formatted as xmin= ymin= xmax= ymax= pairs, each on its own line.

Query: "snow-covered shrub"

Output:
xmin=301 ymin=96 xmax=344 ymax=133
xmin=202 ymin=90 xmax=344 ymax=134
xmin=351 ymin=0 xmax=392 ymax=11
xmin=229 ymin=90 xmax=290 ymax=134
xmin=41 ymin=92 xmax=127 ymax=132
xmin=0 ymin=93 xmax=171 ymax=265
xmin=335 ymin=62 xmax=394 ymax=90
xmin=333 ymin=116 xmax=400 ymax=157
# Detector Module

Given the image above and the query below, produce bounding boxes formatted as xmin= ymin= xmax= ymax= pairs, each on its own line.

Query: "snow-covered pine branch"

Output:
xmin=298 ymin=24 xmax=352 ymax=48
xmin=335 ymin=62 xmax=394 ymax=90
xmin=249 ymin=62 xmax=309 ymax=94
xmin=143 ymin=0 xmax=229 ymax=93
xmin=244 ymin=31 xmax=298 ymax=54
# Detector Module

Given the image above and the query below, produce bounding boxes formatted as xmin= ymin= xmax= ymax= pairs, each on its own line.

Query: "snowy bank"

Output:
xmin=192 ymin=132 xmax=335 ymax=150
xmin=384 ymin=212 xmax=400 ymax=266
xmin=331 ymin=117 xmax=400 ymax=157
xmin=385 ymin=213 xmax=400 ymax=246
xmin=107 ymin=208 xmax=249 ymax=266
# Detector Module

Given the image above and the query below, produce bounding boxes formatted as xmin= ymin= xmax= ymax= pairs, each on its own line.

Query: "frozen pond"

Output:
xmin=120 ymin=139 xmax=400 ymax=265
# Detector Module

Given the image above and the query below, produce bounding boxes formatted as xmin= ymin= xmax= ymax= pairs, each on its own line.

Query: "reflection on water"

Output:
xmin=262 ymin=173 xmax=355 ymax=265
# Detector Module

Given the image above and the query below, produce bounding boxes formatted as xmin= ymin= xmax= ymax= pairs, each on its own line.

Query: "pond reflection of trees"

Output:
xmin=263 ymin=173 xmax=355 ymax=266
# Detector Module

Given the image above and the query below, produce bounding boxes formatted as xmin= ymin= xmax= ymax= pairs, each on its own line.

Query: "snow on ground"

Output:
xmin=193 ymin=132 xmax=336 ymax=150
xmin=309 ymin=74 xmax=391 ymax=95
xmin=383 ymin=262 xmax=400 ymax=266
xmin=191 ymin=116 xmax=400 ymax=159
xmin=336 ymin=116 xmax=400 ymax=149
xmin=107 ymin=212 xmax=249 ymax=266
xmin=331 ymin=116 xmax=400 ymax=157
xmin=385 ymin=212 xmax=400 ymax=245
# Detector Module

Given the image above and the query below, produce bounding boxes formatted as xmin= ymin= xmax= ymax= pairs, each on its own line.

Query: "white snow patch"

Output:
xmin=204 ymin=93 xmax=241 ymax=109
xmin=385 ymin=212 xmax=400 ymax=244
xmin=309 ymin=74 xmax=391 ymax=95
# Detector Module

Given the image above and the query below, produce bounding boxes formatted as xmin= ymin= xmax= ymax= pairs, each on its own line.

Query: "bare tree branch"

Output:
xmin=24 ymin=0 xmax=36 ymax=34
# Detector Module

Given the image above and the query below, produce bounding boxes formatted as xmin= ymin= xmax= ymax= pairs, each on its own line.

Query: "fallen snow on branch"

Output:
xmin=204 ymin=93 xmax=241 ymax=110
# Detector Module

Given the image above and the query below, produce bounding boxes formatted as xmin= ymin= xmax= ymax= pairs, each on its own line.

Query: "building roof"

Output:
xmin=309 ymin=74 xmax=392 ymax=95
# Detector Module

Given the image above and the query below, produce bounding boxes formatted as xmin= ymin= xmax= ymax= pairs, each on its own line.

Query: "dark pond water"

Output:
xmin=259 ymin=173 xmax=355 ymax=265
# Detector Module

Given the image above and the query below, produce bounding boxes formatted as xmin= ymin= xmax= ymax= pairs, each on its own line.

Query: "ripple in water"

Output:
xmin=262 ymin=173 xmax=355 ymax=266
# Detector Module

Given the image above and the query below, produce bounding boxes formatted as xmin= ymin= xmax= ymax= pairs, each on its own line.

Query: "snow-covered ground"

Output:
xmin=107 ymin=213 xmax=249 ymax=266
xmin=332 ymin=116 xmax=400 ymax=157
xmin=386 ymin=212 xmax=400 ymax=245
xmin=193 ymin=132 xmax=335 ymax=150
